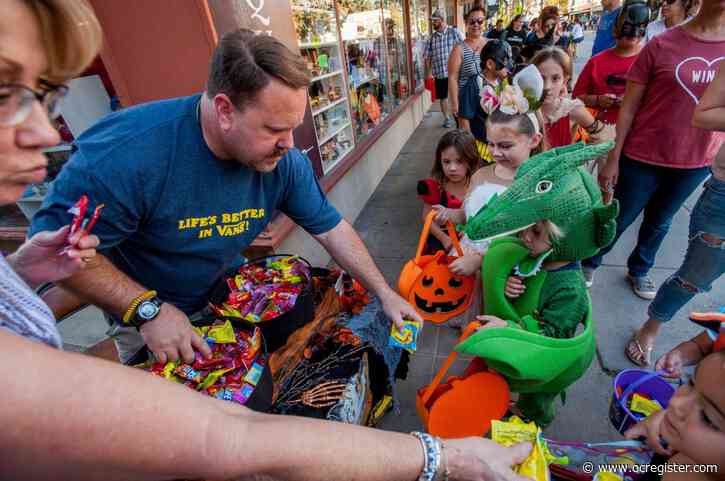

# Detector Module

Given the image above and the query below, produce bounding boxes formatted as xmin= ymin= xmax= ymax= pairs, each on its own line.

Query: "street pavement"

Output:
xmin=58 ymin=31 xmax=723 ymax=442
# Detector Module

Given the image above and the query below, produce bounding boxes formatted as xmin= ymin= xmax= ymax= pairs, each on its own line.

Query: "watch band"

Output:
xmin=122 ymin=290 xmax=158 ymax=325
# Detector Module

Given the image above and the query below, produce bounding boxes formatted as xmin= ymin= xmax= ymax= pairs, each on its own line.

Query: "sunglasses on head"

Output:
xmin=469 ymin=18 xmax=485 ymax=25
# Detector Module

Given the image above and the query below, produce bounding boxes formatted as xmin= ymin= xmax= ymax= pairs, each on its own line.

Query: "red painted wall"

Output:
xmin=88 ymin=0 xmax=218 ymax=106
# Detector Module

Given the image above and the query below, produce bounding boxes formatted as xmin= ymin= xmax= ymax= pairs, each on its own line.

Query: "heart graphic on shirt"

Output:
xmin=675 ymin=56 xmax=724 ymax=104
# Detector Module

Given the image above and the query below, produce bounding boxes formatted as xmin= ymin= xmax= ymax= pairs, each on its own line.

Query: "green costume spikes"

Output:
xmin=464 ymin=142 xmax=619 ymax=262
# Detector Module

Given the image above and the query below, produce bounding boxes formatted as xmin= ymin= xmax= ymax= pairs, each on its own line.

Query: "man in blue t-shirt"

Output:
xmin=31 ymin=30 xmax=421 ymax=363
xmin=591 ymin=0 xmax=622 ymax=56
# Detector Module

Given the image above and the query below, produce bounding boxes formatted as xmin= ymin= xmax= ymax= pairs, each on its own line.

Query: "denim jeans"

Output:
xmin=648 ymin=175 xmax=725 ymax=322
xmin=583 ymin=155 xmax=711 ymax=277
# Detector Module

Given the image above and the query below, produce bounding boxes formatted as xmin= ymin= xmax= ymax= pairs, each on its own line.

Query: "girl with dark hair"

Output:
xmin=418 ymin=129 xmax=481 ymax=254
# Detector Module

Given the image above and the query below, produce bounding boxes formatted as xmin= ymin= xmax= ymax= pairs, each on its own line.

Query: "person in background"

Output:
xmin=487 ymin=19 xmax=505 ymax=39
xmin=591 ymin=0 xmax=622 ymax=56
xmin=585 ymin=0 xmax=725 ymax=368
xmin=425 ymin=8 xmax=464 ymax=128
xmin=570 ymin=18 xmax=585 ymax=58
xmin=501 ymin=14 xmax=527 ymax=67
xmin=0 ymin=1 xmax=533 ymax=480
xmin=449 ymin=6 xmax=488 ymax=133
xmin=522 ymin=6 xmax=563 ymax=61
xmin=627 ymin=66 xmax=725 ymax=368
xmin=644 ymin=0 xmax=693 ymax=44
xmin=573 ymin=6 xmax=644 ymax=127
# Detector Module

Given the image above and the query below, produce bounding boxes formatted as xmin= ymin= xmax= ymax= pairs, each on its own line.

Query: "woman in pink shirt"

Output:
xmin=581 ymin=0 xmax=725 ymax=366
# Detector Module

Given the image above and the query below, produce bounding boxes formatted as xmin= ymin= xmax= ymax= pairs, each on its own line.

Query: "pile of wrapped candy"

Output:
xmin=138 ymin=321 xmax=265 ymax=405
xmin=211 ymin=256 xmax=310 ymax=323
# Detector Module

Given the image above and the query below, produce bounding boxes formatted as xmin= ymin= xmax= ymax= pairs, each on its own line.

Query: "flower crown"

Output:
xmin=480 ymin=65 xmax=544 ymax=116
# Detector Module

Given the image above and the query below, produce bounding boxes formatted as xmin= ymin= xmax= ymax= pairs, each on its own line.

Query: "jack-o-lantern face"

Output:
xmin=410 ymin=253 xmax=475 ymax=324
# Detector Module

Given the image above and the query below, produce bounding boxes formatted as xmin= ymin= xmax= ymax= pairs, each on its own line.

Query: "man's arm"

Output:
xmin=314 ymin=219 xmax=423 ymax=327
xmin=59 ymin=254 xmax=210 ymax=364
xmin=0 ymin=330 xmax=531 ymax=481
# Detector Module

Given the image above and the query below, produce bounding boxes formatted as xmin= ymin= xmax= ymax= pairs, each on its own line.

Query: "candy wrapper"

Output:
xmin=491 ymin=416 xmax=565 ymax=481
xmin=388 ymin=318 xmax=422 ymax=352
xmin=210 ymin=256 xmax=309 ymax=323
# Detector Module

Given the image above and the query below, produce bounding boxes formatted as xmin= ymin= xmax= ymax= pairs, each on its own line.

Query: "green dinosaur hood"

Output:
xmin=464 ymin=142 xmax=620 ymax=262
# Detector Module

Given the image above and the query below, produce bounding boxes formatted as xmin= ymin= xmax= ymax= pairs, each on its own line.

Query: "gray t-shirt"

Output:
xmin=0 ymin=255 xmax=61 ymax=348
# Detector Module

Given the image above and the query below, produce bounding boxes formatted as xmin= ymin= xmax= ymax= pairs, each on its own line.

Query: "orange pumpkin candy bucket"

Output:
xmin=398 ymin=211 xmax=475 ymax=324
xmin=416 ymin=322 xmax=510 ymax=438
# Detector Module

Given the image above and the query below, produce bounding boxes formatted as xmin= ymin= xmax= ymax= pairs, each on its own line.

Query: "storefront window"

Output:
xmin=409 ymin=0 xmax=429 ymax=90
xmin=381 ymin=0 xmax=411 ymax=111
xmin=339 ymin=0 xmax=386 ymax=140
xmin=292 ymin=0 xmax=356 ymax=174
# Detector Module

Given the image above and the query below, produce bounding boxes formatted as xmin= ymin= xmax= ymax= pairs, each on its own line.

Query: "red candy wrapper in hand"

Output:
xmin=62 ymin=195 xmax=104 ymax=254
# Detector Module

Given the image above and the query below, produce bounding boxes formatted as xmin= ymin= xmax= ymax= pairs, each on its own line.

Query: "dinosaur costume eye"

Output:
xmin=535 ymin=180 xmax=553 ymax=193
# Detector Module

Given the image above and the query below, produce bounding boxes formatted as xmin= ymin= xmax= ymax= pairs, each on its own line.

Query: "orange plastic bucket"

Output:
xmin=416 ymin=323 xmax=510 ymax=438
xmin=398 ymin=211 xmax=475 ymax=324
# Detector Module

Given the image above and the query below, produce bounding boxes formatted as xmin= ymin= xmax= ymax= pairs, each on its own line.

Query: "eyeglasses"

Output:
xmin=468 ymin=18 xmax=485 ymax=25
xmin=663 ymin=0 xmax=679 ymax=5
xmin=0 ymin=82 xmax=68 ymax=127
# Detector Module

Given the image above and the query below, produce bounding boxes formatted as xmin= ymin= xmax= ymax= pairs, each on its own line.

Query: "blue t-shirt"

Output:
xmin=30 ymin=94 xmax=342 ymax=315
xmin=591 ymin=7 xmax=621 ymax=57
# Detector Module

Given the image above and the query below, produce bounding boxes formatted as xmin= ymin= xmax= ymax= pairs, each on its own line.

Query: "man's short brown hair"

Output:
xmin=207 ymin=29 xmax=310 ymax=110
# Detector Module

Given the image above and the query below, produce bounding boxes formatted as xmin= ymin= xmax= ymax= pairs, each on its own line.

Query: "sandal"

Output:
xmin=625 ymin=332 xmax=653 ymax=367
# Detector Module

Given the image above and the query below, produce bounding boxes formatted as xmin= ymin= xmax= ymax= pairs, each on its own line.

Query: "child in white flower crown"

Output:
xmin=434 ymin=66 xmax=547 ymax=326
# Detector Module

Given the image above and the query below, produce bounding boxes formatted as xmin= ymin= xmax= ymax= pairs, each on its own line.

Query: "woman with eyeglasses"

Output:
xmin=644 ymin=0 xmax=694 ymax=44
xmin=0 ymin=1 xmax=532 ymax=479
xmin=448 ymin=6 xmax=488 ymax=135
xmin=521 ymin=6 xmax=563 ymax=62
xmin=583 ymin=0 xmax=725 ymax=368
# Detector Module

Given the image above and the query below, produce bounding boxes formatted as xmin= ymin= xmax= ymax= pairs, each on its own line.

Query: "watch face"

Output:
xmin=138 ymin=300 xmax=160 ymax=320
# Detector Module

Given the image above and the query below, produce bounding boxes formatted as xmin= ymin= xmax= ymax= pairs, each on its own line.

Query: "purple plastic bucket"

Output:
xmin=608 ymin=369 xmax=675 ymax=435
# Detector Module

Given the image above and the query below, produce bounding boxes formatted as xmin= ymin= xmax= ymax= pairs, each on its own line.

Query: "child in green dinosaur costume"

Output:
xmin=458 ymin=141 xmax=620 ymax=427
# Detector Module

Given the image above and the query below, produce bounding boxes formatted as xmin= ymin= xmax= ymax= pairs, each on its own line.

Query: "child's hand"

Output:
xmin=624 ymin=410 xmax=673 ymax=456
xmin=504 ymin=276 xmax=525 ymax=298
xmin=475 ymin=315 xmax=508 ymax=329
xmin=432 ymin=205 xmax=465 ymax=225
xmin=655 ymin=349 xmax=684 ymax=379
xmin=449 ymin=254 xmax=481 ymax=276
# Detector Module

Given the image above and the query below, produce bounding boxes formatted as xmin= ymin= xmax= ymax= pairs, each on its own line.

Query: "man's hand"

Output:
xmin=624 ymin=410 xmax=672 ymax=456
xmin=598 ymin=150 xmax=620 ymax=204
xmin=450 ymin=254 xmax=482 ymax=276
xmin=139 ymin=303 xmax=212 ymax=364
xmin=8 ymin=226 xmax=100 ymax=286
xmin=380 ymin=289 xmax=422 ymax=331
xmin=446 ymin=438 xmax=532 ymax=481
xmin=504 ymin=276 xmax=525 ymax=298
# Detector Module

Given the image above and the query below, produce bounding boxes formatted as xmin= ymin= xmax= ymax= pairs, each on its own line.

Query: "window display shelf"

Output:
xmin=319 ymin=121 xmax=351 ymax=145
xmin=351 ymin=73 xmax=379 ymax=89
xmin=310 ymin=69 xmax=344 ymax=83
xmin=322 ymin=144 xmax=353 ymax=175
xmin=312 ymin=97 xmax=347 ymax=117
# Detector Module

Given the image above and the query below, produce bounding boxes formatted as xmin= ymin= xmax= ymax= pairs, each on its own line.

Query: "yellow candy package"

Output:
xmin=629 ymin=393 xmax=662 ymax=417
xmin=206 ymin=320 xmax=237 ymax=344
xmin=492 ymin=416 xmax=561 ymax=481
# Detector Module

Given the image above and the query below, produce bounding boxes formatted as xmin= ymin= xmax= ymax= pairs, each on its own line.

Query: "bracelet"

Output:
xmin=411 ymin=431 xmax=442 ymax=481
xmin=122 ymin=290 xmax=157 ymax=324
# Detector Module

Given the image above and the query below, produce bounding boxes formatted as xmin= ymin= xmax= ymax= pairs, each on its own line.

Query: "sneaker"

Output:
xmin=582 ymin=266 xmax=595 ymax=288
xmin=627 ymin=274 xmax=657 ymax=300
xmin=443 ymin=118 xmax=455 ymax=128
